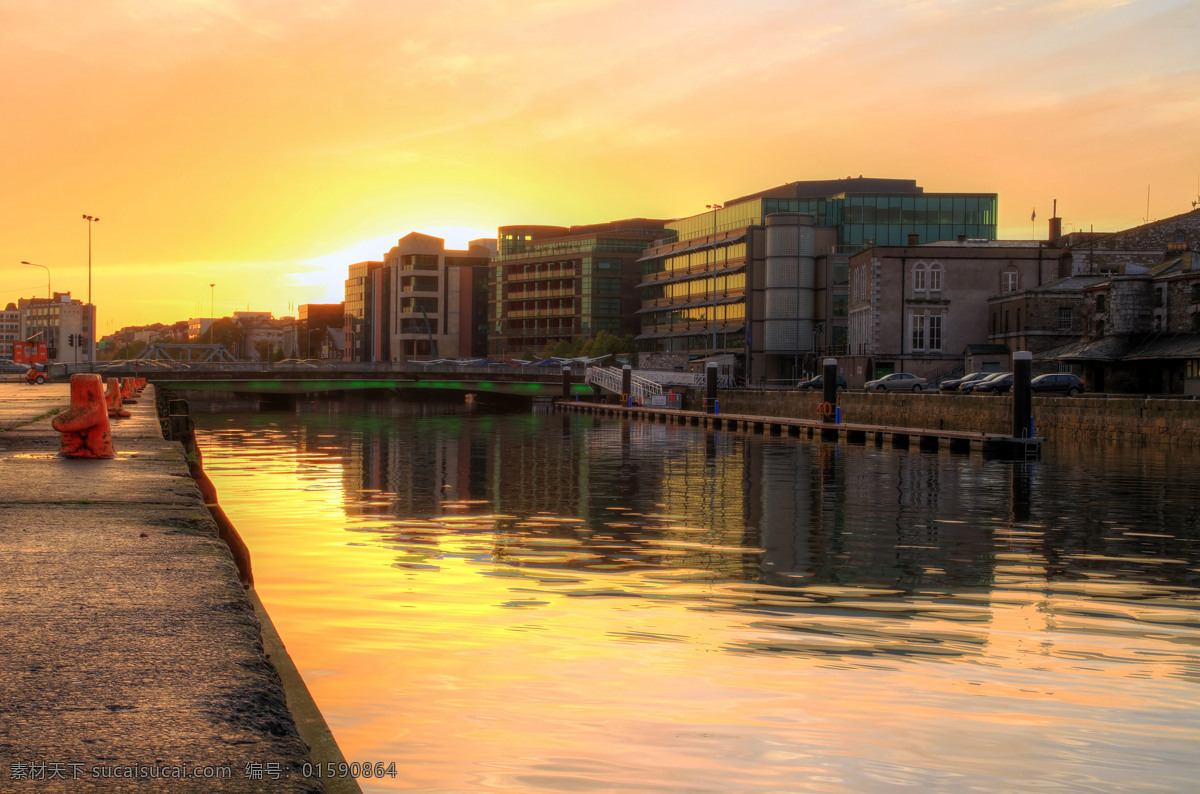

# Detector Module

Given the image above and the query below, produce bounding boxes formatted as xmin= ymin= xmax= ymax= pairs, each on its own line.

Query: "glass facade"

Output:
xmin=665 ymin=193 xmax=997 ymax=250
xmin=490 ymin=224 xmax=664 ymax=355
xmin=639 ymin=185 xmax=997 ymax=371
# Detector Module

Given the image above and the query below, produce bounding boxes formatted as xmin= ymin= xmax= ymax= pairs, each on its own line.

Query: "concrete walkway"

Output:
xmin=0 ymin=382 xmax=323 ymax=791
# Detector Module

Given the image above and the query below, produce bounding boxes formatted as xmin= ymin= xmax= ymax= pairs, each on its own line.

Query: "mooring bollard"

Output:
xmin=105 ymin=377 xmax=130 ymax=419
xmin=1012 ymin=351 xmax=1033 ymax=439
xmin=51 ymin=374 xmax=115 ymax=458
xmin=167 ymin=398 xmax=194 ymax=444
xmin=120 ymin=378 xmax=139 ymax=404
xmin=705 ymin=361 xmax=718 ymax=414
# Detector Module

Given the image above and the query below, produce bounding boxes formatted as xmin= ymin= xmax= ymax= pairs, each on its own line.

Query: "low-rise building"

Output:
xmin=846 ymin=238 xmax=1063 ymax=384
xmin=0 ymin=303 xmax=19 ymax=360
xmin=299 ymin=303 xmax=345 ymax=359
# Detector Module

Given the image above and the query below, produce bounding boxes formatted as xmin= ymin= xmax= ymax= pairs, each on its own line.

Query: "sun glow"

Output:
xmin=2 ymin=1 xmax=1195 ymax=329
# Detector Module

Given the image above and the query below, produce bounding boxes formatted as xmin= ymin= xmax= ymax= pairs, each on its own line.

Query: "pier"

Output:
xmin=555 ymin=399 xmax=1043 ymax=457
xmin=0 ymin=382 xmax=351 ymax=792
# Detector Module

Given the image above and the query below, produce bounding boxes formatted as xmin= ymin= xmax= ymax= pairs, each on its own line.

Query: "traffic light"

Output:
xmin=68 ymin=335 xmax=74 ymax=348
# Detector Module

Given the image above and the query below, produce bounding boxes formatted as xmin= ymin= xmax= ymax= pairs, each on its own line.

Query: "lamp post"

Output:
xmin=21 ymin=261 xmax=50 ymax=298
xmin=705 ymin=203 xmax=723 ymax=357
xmin=83 ymin=215 xmax=99 ymax=367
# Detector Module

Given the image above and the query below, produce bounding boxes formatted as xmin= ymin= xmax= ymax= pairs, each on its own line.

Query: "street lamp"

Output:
xmin=21 ymin=261 xmax=50 ymax=298
xmin=705 ymin=203 xmax=723 ymax=357
xmin=82 ymin=214 xmax=99 ymax=367
xmin=210 ymin=283 xmax=215 ymax=319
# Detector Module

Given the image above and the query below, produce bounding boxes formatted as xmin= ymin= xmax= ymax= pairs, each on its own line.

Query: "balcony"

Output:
xmin=504 ymin=268 xmax=576 ymax=283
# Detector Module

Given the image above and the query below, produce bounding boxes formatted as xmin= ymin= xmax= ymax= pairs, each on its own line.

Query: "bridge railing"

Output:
xmin=90 ymin=359 xmax=580 ymax=379
xmin=633 ymin=369 xmax=738 ymax=389
xmin=585 ymin=367 xmax=664 ymax=403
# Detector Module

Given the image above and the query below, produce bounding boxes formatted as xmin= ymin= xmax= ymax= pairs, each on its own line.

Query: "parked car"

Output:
xmin=959 ymin=371 xmax=1007 ymax=394
xmin=970 ymin=372 xmax=1014 ymax=394
xmin=1031 ymin=373 xmax=1085 ymax=396
xmin=865 ymin=372 xmax=928 ymax=392
xmin=796 ymin=374 xmax=847 ymax=391
xmin=940 ymin=372 xmax=989 ymax=392
xmin=0 ymin=359 xmax=26 ymax=374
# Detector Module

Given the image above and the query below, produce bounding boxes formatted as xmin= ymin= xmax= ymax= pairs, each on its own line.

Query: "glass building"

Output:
xmin=636 ymin=178 xmax=998 ymax=383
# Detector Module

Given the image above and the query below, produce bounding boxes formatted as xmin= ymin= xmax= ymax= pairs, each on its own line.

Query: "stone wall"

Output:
xmin=714 ymin=389 xmax=1200 ymax=445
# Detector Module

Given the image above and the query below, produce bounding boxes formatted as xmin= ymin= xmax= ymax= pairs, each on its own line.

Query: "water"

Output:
xmin=192 ymin=400 xmax=1200 ymax=792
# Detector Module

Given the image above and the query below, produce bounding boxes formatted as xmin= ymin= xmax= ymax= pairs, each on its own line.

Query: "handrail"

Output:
xmin=585 ymin=366 xmax=664 ymax=403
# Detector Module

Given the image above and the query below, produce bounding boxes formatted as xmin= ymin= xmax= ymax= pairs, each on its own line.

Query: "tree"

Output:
xmin=580 ymin=331 xmax=637 ymax=360
xmin=107 ymin=339 xmax=148 ymax=361
xmin=196 ymin=319 xmax=239 ymax=358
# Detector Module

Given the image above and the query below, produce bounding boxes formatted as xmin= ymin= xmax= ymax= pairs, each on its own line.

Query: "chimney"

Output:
xmin=907 ymin=232 xmax=920 ymax=246
xmin=1048 ymin=200 xmax=1062 ymax=242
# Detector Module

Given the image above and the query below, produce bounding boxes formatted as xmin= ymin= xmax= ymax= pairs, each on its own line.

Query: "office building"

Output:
xmin=636 ymin=177 xmax=998 ymax=383
xmin=489 ymin=219 xmax=667 ymax=358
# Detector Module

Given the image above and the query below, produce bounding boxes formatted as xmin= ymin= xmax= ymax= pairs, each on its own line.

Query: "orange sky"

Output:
xmin=2 ymin=0 xmax=1197 ymax=331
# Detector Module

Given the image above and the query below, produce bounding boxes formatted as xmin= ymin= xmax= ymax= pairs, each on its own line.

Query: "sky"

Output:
xmin=2 ymin=0 xmax=1198 ymax=332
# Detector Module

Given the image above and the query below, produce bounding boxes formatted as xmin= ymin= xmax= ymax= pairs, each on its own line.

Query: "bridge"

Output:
xmin=88 ymin=360 xmax=596 ymax=398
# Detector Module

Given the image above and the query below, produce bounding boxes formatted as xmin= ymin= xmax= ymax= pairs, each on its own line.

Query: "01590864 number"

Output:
xmin=302 ymin=762 xmax=397 ymax=779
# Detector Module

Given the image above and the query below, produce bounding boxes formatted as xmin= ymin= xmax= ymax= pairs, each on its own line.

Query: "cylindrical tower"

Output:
xmin=762 ymin=213 xmax=816 ymax=353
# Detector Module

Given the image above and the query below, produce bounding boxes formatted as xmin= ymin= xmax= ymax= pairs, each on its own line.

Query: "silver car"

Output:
xmin=864 ymin=372 xmax=929 ymax=392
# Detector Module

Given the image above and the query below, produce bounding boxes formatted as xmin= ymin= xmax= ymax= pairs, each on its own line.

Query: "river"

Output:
xmin=192 ymin=398 xmax=1200 ymax=793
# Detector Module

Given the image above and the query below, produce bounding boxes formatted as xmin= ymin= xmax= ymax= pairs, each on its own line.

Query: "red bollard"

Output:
xmin=135 ymin=377 xmax=147 ymax=391
xmin=105 ymin=378 xmax=131 ymax=418
xmin=120 ymin=378 xmax=139 ymax=403
xmin=52 ymin=374 xmax=115 ymax=458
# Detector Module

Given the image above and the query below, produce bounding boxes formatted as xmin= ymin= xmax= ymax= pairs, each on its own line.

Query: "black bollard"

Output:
xmin=705 ymin=362 xmax=718 ymax=414
xmin=821 ymin=358 xmax=838 ymax=424
xmin=1012 ymin=351 xmax=1033 ymax=438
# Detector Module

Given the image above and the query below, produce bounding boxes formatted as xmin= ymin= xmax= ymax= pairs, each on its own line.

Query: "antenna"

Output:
xmin=1144 ymin=184 xmax=1151 ymax=223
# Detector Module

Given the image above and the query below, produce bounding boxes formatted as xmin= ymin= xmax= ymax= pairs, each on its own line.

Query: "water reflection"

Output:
xmin=193 ymin=399 xmax=1200 ymax=792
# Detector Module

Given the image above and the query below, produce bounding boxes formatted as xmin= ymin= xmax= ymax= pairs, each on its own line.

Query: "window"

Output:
xmin=928 ymin=314 xmax=943 ymax=351
xmin=833 ymin=295 xmax=848 ymax=318
xmin=911 ymin=313 xmax=926 ymax=350
xmin=1192 ymin=283 xmax=1200 ymax=303
xmin=1002 ymin=271 xmax=1018 ymax=293
xmin=1058 ymin=307 xmax=1073 ymax=331
xmin=1096 ymin=294 xmax=1106 ymax=312
xmin=913 ymin=265 xmax=927 ymax=292
xmin=929 ymin=265 xmax=942 ymax=291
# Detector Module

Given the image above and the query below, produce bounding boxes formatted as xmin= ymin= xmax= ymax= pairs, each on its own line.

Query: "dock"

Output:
xmin=0 ymin=382 xmax=340 ymax=792
xmin=555 ymin=399 xmax=1042 ymax=457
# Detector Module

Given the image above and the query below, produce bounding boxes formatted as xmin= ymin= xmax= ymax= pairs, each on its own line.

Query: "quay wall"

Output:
xmin=713 ymin=390 xmax=1200 ymax=446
